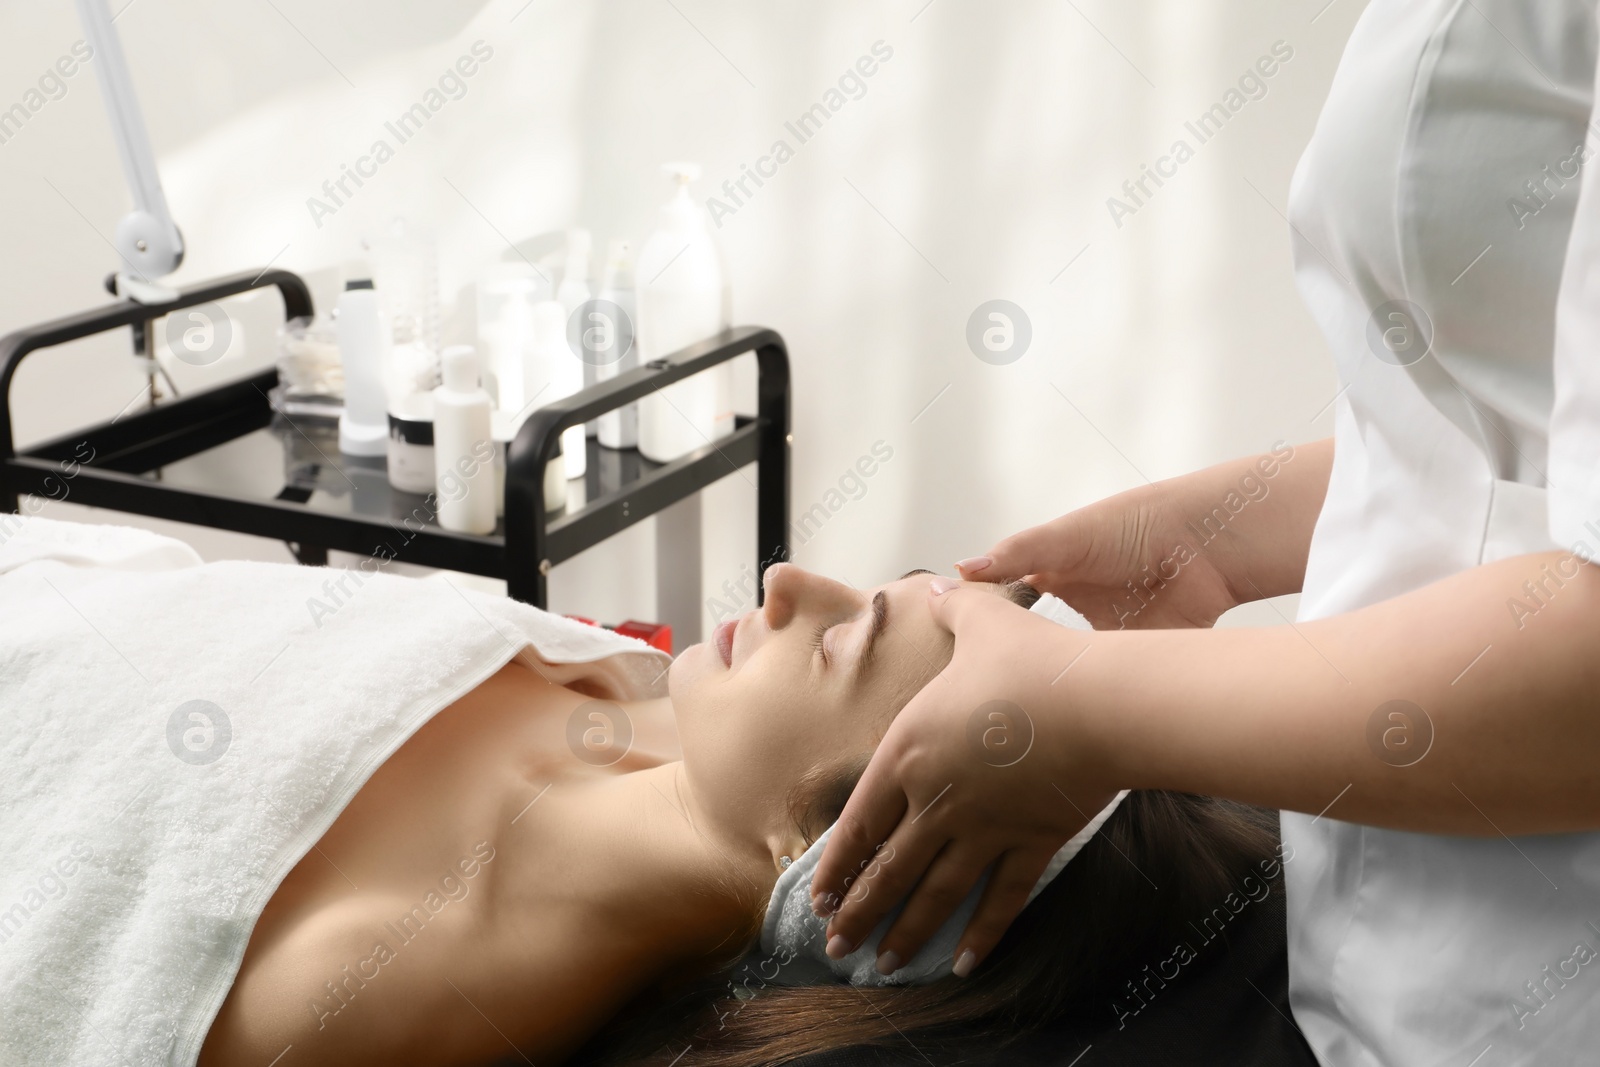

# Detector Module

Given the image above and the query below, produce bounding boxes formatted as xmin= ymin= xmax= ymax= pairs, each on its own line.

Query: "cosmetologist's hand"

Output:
xmin=954 ymin=483 xmax=1243 ymax=629
xmin=953 ymin=440 xmax=1337 ymax=628
xmin=809 ymin=578 xmax=1117 ymax=978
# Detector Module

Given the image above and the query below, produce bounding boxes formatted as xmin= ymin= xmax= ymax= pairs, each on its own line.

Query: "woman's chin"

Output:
xmin=665 ymin=642 xmax=712 ymax=702
xmin=665 ymin=645 xmax=722 ymax=767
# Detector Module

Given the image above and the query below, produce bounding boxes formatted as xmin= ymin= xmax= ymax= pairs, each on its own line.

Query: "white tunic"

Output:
xmin=1285 ymin=0 xmax=1600 ymax=1063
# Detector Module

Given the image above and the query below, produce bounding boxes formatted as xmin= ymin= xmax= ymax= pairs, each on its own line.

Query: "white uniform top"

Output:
xmin=1285 ymin=0 xmax=1600 ymax=1063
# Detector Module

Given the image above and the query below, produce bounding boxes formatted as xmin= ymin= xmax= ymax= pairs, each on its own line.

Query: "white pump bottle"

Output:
xmin=636 ymin=163 xmax=724 ymax=463
xmin=524 ymin=299 xmax=587 ymax=480
xmin=596 ymin=239 xmax=639 ymax=449
xmin=557 ymin=229 xmax=597 ymax=437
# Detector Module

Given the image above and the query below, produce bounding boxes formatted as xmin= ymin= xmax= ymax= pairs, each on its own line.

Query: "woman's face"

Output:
xmin=670 ymin=564 xmax=1002 ymax=866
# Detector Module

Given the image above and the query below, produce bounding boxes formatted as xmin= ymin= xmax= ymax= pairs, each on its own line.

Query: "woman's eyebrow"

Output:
xmin=853 ymin=591 xmax=890 ymax=682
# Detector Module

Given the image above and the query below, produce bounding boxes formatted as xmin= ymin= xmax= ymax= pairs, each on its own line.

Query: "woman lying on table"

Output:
xmin=0 ymin=515 xmax=1282 ymax=1067
xmin=197 ymin=562 xmax=1279 ymax=1067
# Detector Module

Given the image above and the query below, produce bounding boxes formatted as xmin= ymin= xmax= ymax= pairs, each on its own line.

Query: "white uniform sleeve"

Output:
xmin=1549 ymin=23 xmax=1600 ymax=558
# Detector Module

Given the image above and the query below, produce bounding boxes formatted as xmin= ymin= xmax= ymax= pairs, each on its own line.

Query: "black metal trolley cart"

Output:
xmin=0 ymin=267 xmax=790 ymax=610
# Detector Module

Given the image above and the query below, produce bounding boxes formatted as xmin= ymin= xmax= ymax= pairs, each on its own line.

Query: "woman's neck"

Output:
xmin=505 ymin=758 xmax=772 ymax=996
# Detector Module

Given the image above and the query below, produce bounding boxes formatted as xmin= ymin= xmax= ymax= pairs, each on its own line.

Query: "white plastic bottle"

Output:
xmin=336 ymin=274 xmax=390 ymax=456
xmin=637 ymin=163 xmax=723 ymax=462
xmin=479 ymin=312 xmax=522 ymax=418
xmin=525 ymin=299 xmax=587 ymax=480
xmin=432 ymin=345 xmax=496 ymax=535
xmin=596 ymin=239 xmax=639 ymax=449
xmin=557 ymin=229 xmax=597 ymax=437
xmin=477 ymin=261 xmax=547 ymax=416
xmin=557 ymin=229 xmax=593 ymax=314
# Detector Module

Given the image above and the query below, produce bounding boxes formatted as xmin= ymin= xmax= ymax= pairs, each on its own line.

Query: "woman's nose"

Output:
xmin=761 ymin=562 xmax=800 ymax=629
xmin=761 ymin=563 xmax=853 ymax=630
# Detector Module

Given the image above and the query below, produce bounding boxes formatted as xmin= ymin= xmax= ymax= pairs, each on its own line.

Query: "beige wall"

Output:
xmin=0 ymin=0 xmax=1366 ymax=632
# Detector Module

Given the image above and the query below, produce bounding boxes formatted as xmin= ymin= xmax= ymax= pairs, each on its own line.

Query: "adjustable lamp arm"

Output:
xmin=74 ymin=0 xmax=184 ymax=303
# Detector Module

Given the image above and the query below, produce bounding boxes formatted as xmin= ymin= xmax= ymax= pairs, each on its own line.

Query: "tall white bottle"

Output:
xmin=432 ymin=345 xmax=496 ymax=535
xmin=637 ymin=163 xmax=723 ymax=463
xmin=337 ymin=273 xmax=390 ymax=456
xmin=596 ymin=239 xmax=639 ymax=449
xmin=477 ymin=261 xmax=547 ymax=417
xmin=525 ymin=299 xmax=587 ymax=480
xmin=557 ymin=229 xmax=596 ymax=437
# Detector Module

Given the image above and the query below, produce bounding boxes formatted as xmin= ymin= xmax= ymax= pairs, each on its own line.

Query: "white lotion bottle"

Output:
xmin=637 ymin=163 xmax=723 ymax=463
xmin=432 ymin=345 xmax=496 ymax=535
xmin=557 ymin=229 xmax=596 ymax=437
xmin=478 ymin=260 xmax=551 ymax=418
xmin=596 ymin=239 xmax=639 ymax=449
xmin=524 ymin=299 xmax=587 ymax=480
xmin=337 ymin=273 xmax=390 ymax=456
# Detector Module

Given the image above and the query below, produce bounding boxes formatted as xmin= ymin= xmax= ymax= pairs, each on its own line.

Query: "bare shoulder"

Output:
xmin=198 ymin=660 xmax=660 ymax=1066
xmin=200 ymin=891 xmax=644 ymax=1066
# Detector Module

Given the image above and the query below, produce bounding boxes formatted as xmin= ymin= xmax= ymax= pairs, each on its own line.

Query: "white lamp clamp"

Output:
xmin=74 ymin=0 xmax=184 ymax=306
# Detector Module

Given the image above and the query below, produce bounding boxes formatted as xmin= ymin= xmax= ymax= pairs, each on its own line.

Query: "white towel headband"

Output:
xmin=751 ymin=592 xmax=1130 ymax=987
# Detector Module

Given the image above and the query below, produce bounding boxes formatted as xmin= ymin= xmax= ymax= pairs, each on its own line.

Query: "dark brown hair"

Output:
xmin=576 ymin=583 xmax=1281 ymax=1067
xmin=583 ymin=793 xmax=1278 ymax=1067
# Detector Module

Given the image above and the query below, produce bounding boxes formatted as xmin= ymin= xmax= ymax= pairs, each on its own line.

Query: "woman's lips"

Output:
xmin=714 ymin=617 xmax=737 ymax=668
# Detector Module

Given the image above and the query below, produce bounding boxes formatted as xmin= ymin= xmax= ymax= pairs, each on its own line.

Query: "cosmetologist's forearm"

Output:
xmin=1070 ymin=548 xmax=1600 ymax=835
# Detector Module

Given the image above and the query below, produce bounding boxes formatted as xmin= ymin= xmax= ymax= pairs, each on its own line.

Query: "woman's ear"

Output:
xmin=766 ymin=830 xmax=810 ymax=874
xmin=779 ymin=755 xmax=871 ymax=874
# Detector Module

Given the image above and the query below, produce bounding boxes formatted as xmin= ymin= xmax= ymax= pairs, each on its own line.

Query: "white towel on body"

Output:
xmin=0 ymin=515 xmax=669 ymax=1067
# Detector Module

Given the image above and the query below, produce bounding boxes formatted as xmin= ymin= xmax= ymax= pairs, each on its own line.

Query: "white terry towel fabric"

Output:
xmin=0 ymin=515 xmax=670 ymax=1067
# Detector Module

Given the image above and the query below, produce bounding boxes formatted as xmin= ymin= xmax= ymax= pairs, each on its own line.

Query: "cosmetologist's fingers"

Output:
xmin=949 ymin=846 xmax=1056 ymax=978
xmin=819 ymin=813 xmax=949 ymax=957
xmin=810 ymin=761 xmax=908 ymax=918
xmin=926 ymin=574 xmax=1024 ymax=634
xmin=958 ymin=511 xmax=1099 ymax=593
xmin=871 ymin=839 xmax=1001 ymax=977
xmin=955 ymin=516 xmax=1078 ymax=583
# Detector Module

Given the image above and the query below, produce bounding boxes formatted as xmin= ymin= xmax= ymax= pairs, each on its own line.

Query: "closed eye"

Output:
xmin=810 ymin=622 xmax=831 ymax=666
